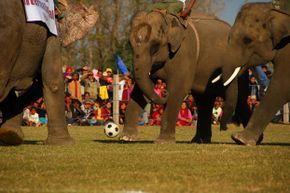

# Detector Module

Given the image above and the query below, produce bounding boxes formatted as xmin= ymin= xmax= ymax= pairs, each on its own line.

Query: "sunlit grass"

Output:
xmin=0 ymin=124 xmax=289 ymax=193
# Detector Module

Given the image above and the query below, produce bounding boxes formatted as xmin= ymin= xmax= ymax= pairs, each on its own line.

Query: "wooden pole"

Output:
xmin=283 ymin=103 xmax=289 ymax=123
xmin=113 ymin=74 xmax=119 ymax=124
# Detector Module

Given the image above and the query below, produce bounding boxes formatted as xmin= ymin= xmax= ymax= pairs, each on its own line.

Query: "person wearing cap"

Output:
xmin=147 ymin=0 xmax=196 ymax=18
xmin=80 ymin=71 xmax=100 ymax=100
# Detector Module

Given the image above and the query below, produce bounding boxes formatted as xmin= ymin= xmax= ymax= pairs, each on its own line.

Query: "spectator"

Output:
xmin=69 ymin=99 xmax=85 ymax=125
xmin=249 ymin=75 xmax=260 ymax=100
xmin=64 ymin=65 xmax=74 ymax=84
xmin=176 ymin=101 xmax=193 ymax=126
xmin=247 ymin=95 xmax=260 ymax=111
xmin=26 ymin=107 xmax=41 ymax=127
xmin=81 ymin=71 xmax=100 ymax=100
xmin=119 ymin=102 xmax=127 ymax=125
xmin=67 ymin=72 xmax=83 ymax=102
xmin=93 ymin=100 xmax=105 ymax=125
xmin=80 ymin=99 xmax=95 ymax=126
xmin=102 ymin=101 xmax=113 ymax=122
xmin=212 ymin=101 xmax=223 ymax=125
xmin=185 ymin=94 xmax=198 ymax=121
xmin=150 ymin=104 xmax=163 ymax=126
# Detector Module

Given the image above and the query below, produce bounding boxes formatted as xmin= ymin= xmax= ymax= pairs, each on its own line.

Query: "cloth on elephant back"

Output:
xmin=58 ymin=3 xmax=98 ymax=47
xmin=147 ymin=0 xmax=184 ymax=15
xmin=23 ymin=0 xmax=58 ymax=35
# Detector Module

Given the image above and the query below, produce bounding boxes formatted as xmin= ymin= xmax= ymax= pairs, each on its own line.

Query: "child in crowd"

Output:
xmin=176 ymin=101 xmax=193 ymax=126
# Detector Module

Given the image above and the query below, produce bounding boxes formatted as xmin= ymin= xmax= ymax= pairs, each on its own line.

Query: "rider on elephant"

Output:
xmin=273 ymin=0 xmax=290 ymax=13
xmin=54 ymin=0 xmax=68 ymax=20
xmin=148 ymin=0 xmax=196 ymax=18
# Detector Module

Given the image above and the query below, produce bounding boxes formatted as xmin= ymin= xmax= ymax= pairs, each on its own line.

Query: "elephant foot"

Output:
xmin=0 ymin=127 xmax=24 ymax=146
xmin=119 ymin=134 xmax=138 ymax=142
xmin=231 ymin=131 xmax=263 ymax=146
xmin=45 ymin=135 xmax=75 ymax=145
xmin=191 ymin=136 xmax=211 ymax=144
xmin=154 ymin=134 xmax=176 ymax=144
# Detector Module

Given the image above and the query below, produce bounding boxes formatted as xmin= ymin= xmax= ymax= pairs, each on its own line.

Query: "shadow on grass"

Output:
xmin=23 ymin=140 xmax=44 ymax=145
xmin=94 ymin=140 xmax=290 ymax=146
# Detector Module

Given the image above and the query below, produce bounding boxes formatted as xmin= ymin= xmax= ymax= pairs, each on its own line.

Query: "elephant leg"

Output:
xmin=41 ymin=36 xmax=74 ymax=145
xmin=191 ymin=94 xmax=215 ymax=144
xmin=232 ymin=70 xmax=288 ymax=146
xmin=120 ymin=85 xmax=149 ymax=141
xmin=155 ymin=83 xmax=187 ymax=144
xmin=0 ymin=91 xmax=24 ymax=145
xmin=220 ymin=79 xmax=238 ymax=131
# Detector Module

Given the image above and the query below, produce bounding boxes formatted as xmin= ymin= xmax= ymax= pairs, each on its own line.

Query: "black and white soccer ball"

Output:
xmin=104 ymin=121 xmax=120 ymax=138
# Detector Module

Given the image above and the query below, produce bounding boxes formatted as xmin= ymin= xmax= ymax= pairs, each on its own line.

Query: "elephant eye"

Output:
xmin=243 ymin=36 xmax=253 ymax=45
xmin=150 ymin=41 xmax=160 ymax=55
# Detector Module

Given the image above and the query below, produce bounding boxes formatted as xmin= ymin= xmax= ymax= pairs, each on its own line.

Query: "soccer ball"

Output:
xmin=104 ymin=121 xmax=120 ymax=138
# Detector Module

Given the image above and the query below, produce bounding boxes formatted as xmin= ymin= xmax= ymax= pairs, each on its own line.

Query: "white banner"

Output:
xmin=23 ymin=0 xmax=58 ymax=35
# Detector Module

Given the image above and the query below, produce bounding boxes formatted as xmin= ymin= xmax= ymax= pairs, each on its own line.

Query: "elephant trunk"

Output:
xmin=134 ymin=55 xmax=168 ymax=105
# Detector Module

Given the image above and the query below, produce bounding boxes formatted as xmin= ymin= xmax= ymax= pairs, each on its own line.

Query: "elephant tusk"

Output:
xmin=223 ymin=67 xmax=241 ymax=86
xmin=211 ymin=75 xmax=222 ymax=83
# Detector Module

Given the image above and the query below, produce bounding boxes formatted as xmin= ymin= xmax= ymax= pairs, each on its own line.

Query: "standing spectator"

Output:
xmin=67 ymin=72 xmax=83 ymax=102
xmin=212 ymin=101 xmax=223 ymax=125
xmin=81 ymin=71 xmax=100 ymax=100
xmin=176 ymin=101 xmax=193 ymax=126
xmin=64 ymin=65 xmax=74 ymax=84
xmin=249 ymin=75 xmax=260 ymax=100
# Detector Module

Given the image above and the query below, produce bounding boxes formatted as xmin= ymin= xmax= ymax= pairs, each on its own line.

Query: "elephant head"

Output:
xmin=130 ymin=11 xmax=185 ymax=104
xmin=222 ymin=3 xmax=290 ymax=86
xmin=57 ymin=2 xmax=99 ymax=47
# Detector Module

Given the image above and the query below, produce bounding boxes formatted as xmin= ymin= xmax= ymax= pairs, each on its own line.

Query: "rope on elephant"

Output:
xmin=187 ymin=20 xmax=200 ymax=65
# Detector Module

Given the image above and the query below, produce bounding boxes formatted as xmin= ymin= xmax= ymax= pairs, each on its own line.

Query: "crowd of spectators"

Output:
xmin=22 ymin=63 xmax=279 ymax=127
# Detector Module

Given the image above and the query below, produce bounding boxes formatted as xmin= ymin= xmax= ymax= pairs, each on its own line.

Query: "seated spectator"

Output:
xmin=69 ymin=99 xmax=85 ymax=125
xmin=185 ymin=94 xmax=198 ymax=121
xmin=37 ymin=101 xmax=48 ymax=126
xmin=101 ymin=101 xmax=113 ymax=122
xmin=150 ymin=104 xmax=163 ymax=126
xmin=93 ymin=100 xmax=105 ymax=125
xmin=212 ymin=101 xmax=223 ymax=125
xmin=138 ymin=110 xmax=149 ymax=126
xmin=80 ymin=99 xmax=95 ymax=126
xmin=119 ymin=102 xmax=127 ymax=125
xmin=176 ymin=101 xmax=193 ymax=126
xmin=247 ymin=95 xmax=260 ymax=111
xmin=26 ymin=107 xmax=41 ymax=127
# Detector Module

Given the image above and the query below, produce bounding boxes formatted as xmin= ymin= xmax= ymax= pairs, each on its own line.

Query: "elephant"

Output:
xmin=221 ymin=3 xmax=290 ymax=145
xmin=120 ymin=10 xmax=236 ymax=143
xmin=0 ymin=0 xmax=98 ymax=145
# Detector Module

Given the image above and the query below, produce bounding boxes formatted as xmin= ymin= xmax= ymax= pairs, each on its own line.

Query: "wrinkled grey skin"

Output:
xmin=121 ymin=11 xmax=233 ymax=143
xmin=223 ymin=3 xmax=290 ymax=145
xmin=0 ymin=0 xmax=74 ymax=145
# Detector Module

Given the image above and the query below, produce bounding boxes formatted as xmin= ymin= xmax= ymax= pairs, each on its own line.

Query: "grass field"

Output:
xmin=0 ymin=124 xmax=290 ymax=193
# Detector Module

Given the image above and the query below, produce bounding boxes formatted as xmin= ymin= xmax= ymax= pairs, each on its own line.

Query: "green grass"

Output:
xmin=0 ymin=124 xmax=290 ymax=193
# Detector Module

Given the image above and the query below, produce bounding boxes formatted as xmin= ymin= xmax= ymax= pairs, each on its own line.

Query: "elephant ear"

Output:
xmin=269 ymin=9 xmax=290 ymax=49
xmin=58 ymin=3 xmax=99 ymax=47
xmin=167 ymin=16 xmax=185 ymax=53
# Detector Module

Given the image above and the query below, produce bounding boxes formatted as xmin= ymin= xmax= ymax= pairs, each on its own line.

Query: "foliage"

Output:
xmin=0 ymin=124 xmax=290 ymax=192
xmin=61 ymin=0 xmax=227 ymax=72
